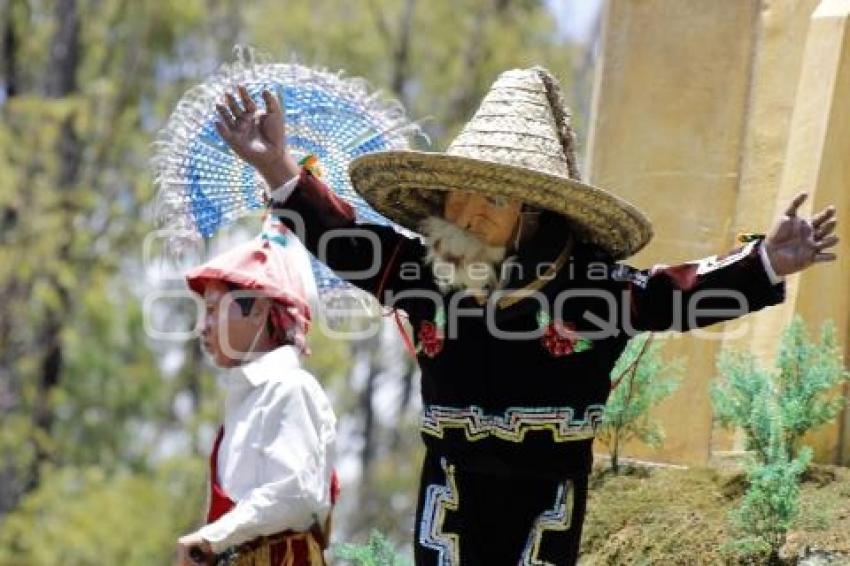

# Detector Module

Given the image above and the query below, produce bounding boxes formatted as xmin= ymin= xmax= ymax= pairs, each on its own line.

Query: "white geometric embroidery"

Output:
xmin=611 ymin=264 xmax=649 ymax=289
xmin=695 ymin=241 xmax=756 ymax=275
xmin=520 ymin=480 xmax=574 ymax=565
xmin=419 ymin=458 xmax=460 ymax=565
xmin=421 ymin=404 xmax=605 ymax=443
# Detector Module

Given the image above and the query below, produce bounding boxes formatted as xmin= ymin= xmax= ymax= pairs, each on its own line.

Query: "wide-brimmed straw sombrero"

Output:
xmin=348 ymin=66 xmax=653 ymax=260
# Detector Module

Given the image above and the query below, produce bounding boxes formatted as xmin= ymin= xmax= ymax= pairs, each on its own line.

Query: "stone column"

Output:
xmin=586 ymin=0 xmax=761 ymax=465
xmin=745 ymin=0 xmax=850 ymax=464
xmin=714 ymin=0 xmax=820 ymax=456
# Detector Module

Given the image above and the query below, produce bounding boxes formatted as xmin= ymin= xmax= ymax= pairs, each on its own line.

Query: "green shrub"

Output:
xmin=712 ymin=316 xmax=849 ymax=462
xmin=775 ymin=318 xmax=848 ymax=458
xmin=711 ymin=317 xmax=846 ymax=562
xmin=598 ymin=334 xmax=682 ymax=473
xmin=333 ymin=530 xmax=410 ymax=566
xmin=0 ymin=459 xmax=205 ymax=566
xmin=722 ymin=394 xmax=811 ymax=562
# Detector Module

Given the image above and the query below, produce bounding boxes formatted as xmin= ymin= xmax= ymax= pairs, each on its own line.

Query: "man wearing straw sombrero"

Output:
xmin=214 ymin=68 xmax=839 ymax=564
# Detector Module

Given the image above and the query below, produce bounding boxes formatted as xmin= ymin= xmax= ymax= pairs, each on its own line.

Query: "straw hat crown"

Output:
xmin=445 ymin=66 xmax=581 ymax=182
xmin=349 ymin=66 xmax=653 ymax=259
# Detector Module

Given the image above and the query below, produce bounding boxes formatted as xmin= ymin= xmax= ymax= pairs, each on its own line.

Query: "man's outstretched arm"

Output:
xmin=616 ymin=192 xmax=838 ymax=333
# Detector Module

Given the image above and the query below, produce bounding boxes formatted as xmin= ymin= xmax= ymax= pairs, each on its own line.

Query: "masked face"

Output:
xmin=443 ymin=191 xmax=523 ymax=247
xmin=200 ymin=280 xmax=271 ymax=368
xmin=420 ymin=216 xmax=508 ymax=293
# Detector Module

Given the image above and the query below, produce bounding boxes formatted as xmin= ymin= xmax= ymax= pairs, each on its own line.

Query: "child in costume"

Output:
xmin=175 ymin=220 xmax=338 ymax=566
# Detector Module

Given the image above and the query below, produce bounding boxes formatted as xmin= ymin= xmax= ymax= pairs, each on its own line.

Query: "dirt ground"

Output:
xmin=578 ymin=463 xmax=850 ymax=565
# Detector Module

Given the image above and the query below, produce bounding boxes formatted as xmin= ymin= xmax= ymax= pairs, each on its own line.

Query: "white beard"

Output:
xmin=419 ymin=216 xmax=507 ymax=293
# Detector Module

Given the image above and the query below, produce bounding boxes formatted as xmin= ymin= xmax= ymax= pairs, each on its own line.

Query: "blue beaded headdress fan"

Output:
xmin=152 ymin=47 xmax=426 ymax=293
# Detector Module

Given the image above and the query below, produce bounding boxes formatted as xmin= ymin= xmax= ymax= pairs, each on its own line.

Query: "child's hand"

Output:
xmin=175 ymin=531 xmax=213 ymax=565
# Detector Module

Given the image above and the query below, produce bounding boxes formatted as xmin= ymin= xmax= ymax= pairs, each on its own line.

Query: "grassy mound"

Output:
xmin=579 ymin=464 xmax=850 ymax=565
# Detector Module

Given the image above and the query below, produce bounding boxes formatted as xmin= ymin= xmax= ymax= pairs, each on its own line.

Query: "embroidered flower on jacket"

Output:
xmin=417 ymin=307 xmax=446 ymax=358
xmin=537 ymin=310 xmax=593 ymax=357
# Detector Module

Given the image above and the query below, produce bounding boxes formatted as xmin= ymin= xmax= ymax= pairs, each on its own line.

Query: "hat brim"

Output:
xmin=185 ymin=267 xmax=310 ymax=317
xmin=349 ymin=151 xmax=653 ymax=260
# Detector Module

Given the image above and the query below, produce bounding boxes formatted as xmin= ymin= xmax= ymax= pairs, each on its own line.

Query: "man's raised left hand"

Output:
xmin=764 ymin=192 xmax=839 ymax=277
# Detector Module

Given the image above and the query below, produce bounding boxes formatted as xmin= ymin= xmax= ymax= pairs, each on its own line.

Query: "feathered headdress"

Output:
xmin=152 ymin=45 xmax=426 ymax=294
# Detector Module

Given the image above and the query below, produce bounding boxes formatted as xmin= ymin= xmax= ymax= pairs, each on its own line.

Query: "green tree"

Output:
xmin=712 ymin=317 xmax=847 ymax=562
xmin=244 ymin=0 xmax=578 ymax=149
xmin=0 ymin=460 xmax=206 ymax=565
xmin=722 ymin=386 xmax=812 ymax=563
xmin=0 ymin=0 xmax=216 ymax=504
xmin=597 ymin=335 xmax=682 ymax=473
xmin=0 ymin=0 xmax=583 ymax=560
xmin=712 ymin=316 xmax=850 ymax=462
xmin=0 ymin=3 xmax=244 ymax=560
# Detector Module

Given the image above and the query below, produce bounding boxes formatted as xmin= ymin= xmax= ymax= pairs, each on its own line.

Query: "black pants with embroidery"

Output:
xmin=413 ymin=450 xmax=589 ymax=565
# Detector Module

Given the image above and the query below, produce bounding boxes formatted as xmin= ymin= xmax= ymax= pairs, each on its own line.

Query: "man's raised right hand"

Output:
xmin=215 ymin=85 xmax=299 ymax=189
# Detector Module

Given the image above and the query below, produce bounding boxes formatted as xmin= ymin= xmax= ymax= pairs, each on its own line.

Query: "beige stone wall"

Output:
xmin=716 ymin=0 xmax=821 ymax=454
xmin=587 ymin=0 xmax=761 ymax=465
xmin=588 ymin=0 xmax=850 ymax=465
xmin=750 ymin=0 xmax=850 ymax=463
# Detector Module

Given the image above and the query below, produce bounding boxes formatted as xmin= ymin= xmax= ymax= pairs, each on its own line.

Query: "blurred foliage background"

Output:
xmin=0 ymin=0 xmax=597 ymax=563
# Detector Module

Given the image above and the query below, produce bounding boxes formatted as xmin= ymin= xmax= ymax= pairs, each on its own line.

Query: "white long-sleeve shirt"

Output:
xmin=196 ymin=345 xmax=337 ymax=553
